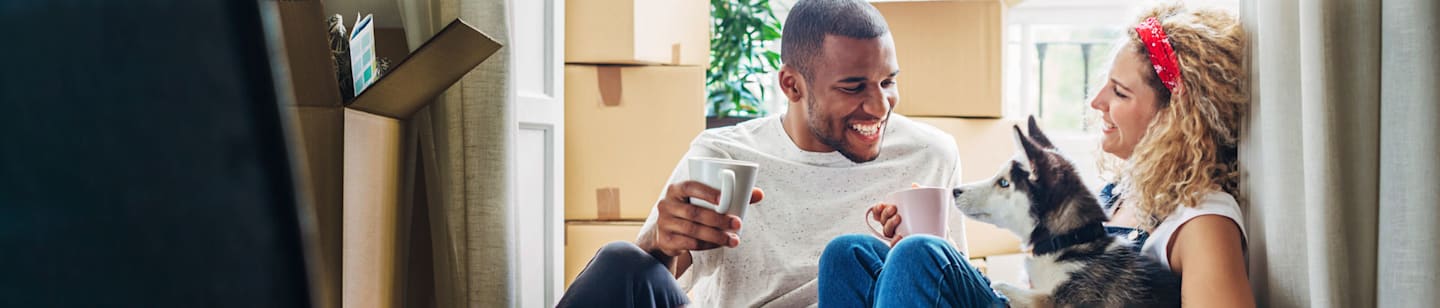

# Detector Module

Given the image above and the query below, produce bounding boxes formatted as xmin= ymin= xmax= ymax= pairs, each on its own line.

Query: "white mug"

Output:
xmin=866 ymin=187 xmax=952 ymax=240
xmin=688 ymin=157 xmax=759 ymax=221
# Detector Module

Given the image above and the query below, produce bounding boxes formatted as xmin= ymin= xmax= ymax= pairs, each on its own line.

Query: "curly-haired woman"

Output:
xmin=1089 ymin=2 xmax=1253 ymax=306
xmin=818 ymin=3 xmax=1255 ymax=307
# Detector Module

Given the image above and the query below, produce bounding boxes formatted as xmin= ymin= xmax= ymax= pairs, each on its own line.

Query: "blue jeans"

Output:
xmin=556 ymin=242 xmax=689 ymax=307
xmin=819 ymin=234 xmax=1009 ymax=308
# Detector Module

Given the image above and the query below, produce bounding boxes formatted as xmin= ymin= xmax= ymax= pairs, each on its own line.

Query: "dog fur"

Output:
xmin=952 ymin=116 xmax=1180 ymax=308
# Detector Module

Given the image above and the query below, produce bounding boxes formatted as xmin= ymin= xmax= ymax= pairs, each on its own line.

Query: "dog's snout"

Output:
xmin=952 ymin=188 xmax=964 ymax=198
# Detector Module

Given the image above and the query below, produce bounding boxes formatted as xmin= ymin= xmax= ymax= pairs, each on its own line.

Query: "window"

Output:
xmin=1003 ymin=0 xmax=1239 ymax=135
xmin=1006 ymin=24 xmax=1121 ymax=134
xmin=1002 ymin=0 xmax=1238 ymax=188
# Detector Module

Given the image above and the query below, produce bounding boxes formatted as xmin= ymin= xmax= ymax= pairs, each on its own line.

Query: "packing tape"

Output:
xmin=597 ymin=66 xmax=622 ymax=107
xmin=671 ymin=43 xmax=683 ymax=66
xmin=596 ymin=187 xmax=621 ymax=220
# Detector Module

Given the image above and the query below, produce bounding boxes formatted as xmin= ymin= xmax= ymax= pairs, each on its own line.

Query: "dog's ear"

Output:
xmin=1010 ymin=125 xmax=1031 ymax=170
xmin=1013 ymin=125 xmax=1048 ymax=175
xmin=1026 ymin=115 xmax=1056 ymax=149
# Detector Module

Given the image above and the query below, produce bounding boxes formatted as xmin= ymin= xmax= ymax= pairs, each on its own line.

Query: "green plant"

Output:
xmin=708 ymin=0 xmax=783 ymax=118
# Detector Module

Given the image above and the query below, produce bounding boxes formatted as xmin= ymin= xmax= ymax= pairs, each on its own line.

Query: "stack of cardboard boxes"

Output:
xmin=870 ymin=0 xmax=1027 ymax=265
xmin=559 ymin=0 xmax=1026 ymax=290
xmin=270 ymin=1 xmax=502 ymax=307
xmin=562 ymin=0 xmax=710 ymax=288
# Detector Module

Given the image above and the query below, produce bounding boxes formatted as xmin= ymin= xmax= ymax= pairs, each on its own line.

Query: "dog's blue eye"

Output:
xmin=998 ymin=179 xmax=1010 ymax=188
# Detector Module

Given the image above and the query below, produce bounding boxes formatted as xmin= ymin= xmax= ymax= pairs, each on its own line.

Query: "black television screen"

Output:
xmin=0 ymin=1 xmax=316 ymax=307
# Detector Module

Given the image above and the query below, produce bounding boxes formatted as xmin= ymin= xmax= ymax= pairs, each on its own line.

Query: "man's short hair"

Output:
xmin=781 ymin=0 xmax=891 ymax=79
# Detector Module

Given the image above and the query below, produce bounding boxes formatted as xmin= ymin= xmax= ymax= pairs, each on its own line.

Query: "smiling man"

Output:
xmin=558 ymin=0 xmax=965 ymax=307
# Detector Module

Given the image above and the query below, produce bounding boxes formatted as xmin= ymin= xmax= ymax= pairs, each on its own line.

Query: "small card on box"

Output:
xmin=349 ymin=14 xmax=378 ymax=96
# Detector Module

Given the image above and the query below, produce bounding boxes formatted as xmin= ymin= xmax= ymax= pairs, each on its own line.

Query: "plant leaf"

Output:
xmin=760 ymin=23 xmax=781 ymax=40
xmin=707 ymin=0 xmax=783 ymax=117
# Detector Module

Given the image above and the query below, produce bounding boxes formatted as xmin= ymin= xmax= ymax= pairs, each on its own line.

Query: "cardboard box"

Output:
xmin=271 ymin=2 xmax=343 ymax=307
xmin=910 ymin=117 xmax=1021 ymax=182
xmin=275 ymin=0 xmax=344 ymax=109
xmin=911 ymin=117 xmax=1024 ymax=257
xmin=563 ymin=221 xmax=644 ymax=288
xmin=273 ymin=1 xmax=502 ymax=306
xmin=565 ymin=0 xmax=709 ymax=65
xmin=874 ymin=0 xmax=1003 ymax=118
xmin=565 ymin=65 xmax=705 ymax=220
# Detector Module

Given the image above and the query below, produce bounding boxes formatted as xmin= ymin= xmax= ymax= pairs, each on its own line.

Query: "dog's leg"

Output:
xmin=992 ymin=282 xmax=1053 ymax=308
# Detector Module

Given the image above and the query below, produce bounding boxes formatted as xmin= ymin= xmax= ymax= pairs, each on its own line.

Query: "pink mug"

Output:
xmin=865 ymin=187 xmax=952 ymax=240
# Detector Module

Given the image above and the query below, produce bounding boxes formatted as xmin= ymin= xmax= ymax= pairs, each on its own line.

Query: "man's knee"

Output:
xmin=824 ymin=234 xmax=886 ymax=255
xmin=821 ymin=234 xmax=888 ymax=267
xmin=560 ymin=241 xmax=686 ymax=307
xmin=588 ymin=241 xmax=669 ymax=276
xmin=890 ymin=234 xmax=964 ymax=261
xmin=595 ymin=241 xmax=651 ymax=263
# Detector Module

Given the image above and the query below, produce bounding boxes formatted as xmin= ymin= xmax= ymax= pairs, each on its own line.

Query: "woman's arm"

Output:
xmin=1168 ymin=215 xmax=1255 ymax=307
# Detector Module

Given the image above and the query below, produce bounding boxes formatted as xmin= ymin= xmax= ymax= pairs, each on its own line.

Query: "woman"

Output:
xmin=817 ymin=3 xmax=1253 ymax=307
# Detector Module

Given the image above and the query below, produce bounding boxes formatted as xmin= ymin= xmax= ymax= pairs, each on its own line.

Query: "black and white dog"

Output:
xmin=953 ymin=116 xmax=1180 ymax=308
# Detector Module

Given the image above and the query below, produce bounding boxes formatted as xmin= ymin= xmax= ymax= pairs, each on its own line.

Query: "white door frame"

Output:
xmin=507 ymin=0 xmax=565 ymax=306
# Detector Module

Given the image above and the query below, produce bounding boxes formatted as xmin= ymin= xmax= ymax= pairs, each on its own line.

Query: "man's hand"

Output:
xmin=639 ymin=181 xmax=764 ymax=260
xmin=868 ymin=202 xmax=904 ymax=246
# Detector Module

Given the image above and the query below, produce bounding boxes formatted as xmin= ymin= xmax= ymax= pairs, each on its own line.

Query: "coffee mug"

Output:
xmin=688 ymin=157 xmax=760 ymax=222
xmin=866 ymin=187 xmax=952 ymax=240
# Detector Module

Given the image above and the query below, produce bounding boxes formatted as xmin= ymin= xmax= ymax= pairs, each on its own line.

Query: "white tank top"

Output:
xmin=1138 ymin=191 xmax=1247 ymax=271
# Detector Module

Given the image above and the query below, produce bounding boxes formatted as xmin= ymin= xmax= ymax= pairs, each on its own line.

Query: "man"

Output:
xmin=559 ymin=0 xmax=964 ymax=306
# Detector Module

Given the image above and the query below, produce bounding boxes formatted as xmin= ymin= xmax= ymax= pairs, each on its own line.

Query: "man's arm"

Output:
xmin=634 ymin=144 xmax=719 ymax=279
xmin=636 ymin=225 xmax=692 ymax=278
xmin=636 ymin=184 xmax=763 ymax=278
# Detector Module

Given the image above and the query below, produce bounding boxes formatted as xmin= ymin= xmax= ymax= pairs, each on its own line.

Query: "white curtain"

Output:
xmin=397 ymin=0 xmax=512 ymax=306
xmin=1241 ymin=0 xmax=1439 ymax=307
xmin=1375 ymin=1 xmax=1440 ymax=306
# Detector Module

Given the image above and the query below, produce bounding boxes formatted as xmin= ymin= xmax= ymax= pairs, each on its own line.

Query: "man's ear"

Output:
xmin=778 ymin=65 xmax=805 ymax=103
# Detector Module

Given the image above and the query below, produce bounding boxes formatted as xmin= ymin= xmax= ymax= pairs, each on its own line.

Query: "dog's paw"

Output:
xmin=991 ymin=282 xmax=1023 ymax=295
xmin=991 ymin=282 xmax=1040 ymax=308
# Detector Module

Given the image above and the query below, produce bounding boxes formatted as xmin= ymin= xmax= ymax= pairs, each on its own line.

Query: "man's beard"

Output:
xmin=805 ymin=96 xmax=882 ymax=163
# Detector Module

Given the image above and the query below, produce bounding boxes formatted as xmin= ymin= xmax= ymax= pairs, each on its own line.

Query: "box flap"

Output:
xmin=348 ymin=19 xmax=502 ymax=119
xmin=275 ymin=0 xmax=344 ymax=107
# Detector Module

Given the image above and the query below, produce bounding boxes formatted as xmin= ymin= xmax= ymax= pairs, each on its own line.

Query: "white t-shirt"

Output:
xmin=640 ymin=114 xmax=965 ymax=307
xmin=1139 ymin=191 xmax=1248 ymax=271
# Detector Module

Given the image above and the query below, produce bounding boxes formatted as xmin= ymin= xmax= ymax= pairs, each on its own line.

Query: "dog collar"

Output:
xmin=1030 ymin=223 xmax=1109 ymax=255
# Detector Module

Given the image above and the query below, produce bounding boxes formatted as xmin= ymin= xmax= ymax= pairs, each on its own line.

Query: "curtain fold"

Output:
xmin=1243 ymin=0 xmax=1438 ymax=307
xmin=1377 ymin=0 xmax=1440 ymax=306
xmin=1296 ymin=1 xmax=1380 ymax=307
xmin=398 ymin=0 xmax=512 ymax=306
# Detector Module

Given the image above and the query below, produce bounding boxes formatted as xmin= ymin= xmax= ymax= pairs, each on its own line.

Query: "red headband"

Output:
xmin=1135 ymin=17 xmax=1181 ymax=91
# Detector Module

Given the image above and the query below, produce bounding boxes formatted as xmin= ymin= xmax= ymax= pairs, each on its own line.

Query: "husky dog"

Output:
xmin=953 ymin=116 xmax=1180 ymax=308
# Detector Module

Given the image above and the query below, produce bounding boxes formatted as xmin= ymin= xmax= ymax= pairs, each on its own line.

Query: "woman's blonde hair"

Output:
xmin=1103 ymin=2 xmax=1248 ymax=230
